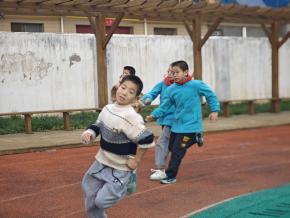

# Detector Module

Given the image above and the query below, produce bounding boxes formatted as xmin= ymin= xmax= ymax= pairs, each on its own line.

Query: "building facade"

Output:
xmin=0 ymin=15 xmax=276 ymax=38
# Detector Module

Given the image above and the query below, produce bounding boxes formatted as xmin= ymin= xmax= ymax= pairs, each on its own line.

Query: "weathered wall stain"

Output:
xmin=0 ymin=51 xmax=52 ymax=84
xmin=0 ymin=32 xmax=97 ymax=113
xmin=69 ymin=54 xmax=81 ymax=67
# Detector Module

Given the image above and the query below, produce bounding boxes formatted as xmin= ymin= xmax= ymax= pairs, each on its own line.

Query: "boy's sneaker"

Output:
xmin=149 ymin=169 xmax=166 ymax=180
xmin=160 ymin=177 xmax=176 ymax=184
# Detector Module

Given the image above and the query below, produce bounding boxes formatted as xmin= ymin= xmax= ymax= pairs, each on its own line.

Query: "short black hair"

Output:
xmin=120 ymin=75 xmax=143 ymax=96
xmin=171 ymin=60 xmax=189 ymax=71
xmin=124 ymin=66 xmax=136 ymax=75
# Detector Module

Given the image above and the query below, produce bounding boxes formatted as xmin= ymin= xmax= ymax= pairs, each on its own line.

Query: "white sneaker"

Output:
xmin=149 ymin=169 xmax=166 ymax=180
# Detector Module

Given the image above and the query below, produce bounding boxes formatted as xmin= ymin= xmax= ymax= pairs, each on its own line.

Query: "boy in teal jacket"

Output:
xmin=146 ymin=60 xmax=220 ymax=184
xmin=140 ymin=65 xmax=175 ymax=180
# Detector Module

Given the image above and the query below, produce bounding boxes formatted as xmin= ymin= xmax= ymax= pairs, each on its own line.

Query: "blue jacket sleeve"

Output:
xmin=151 ymin=89 xmax=173 ymax=118
xmin=141 ymin=82 xmax=163 ymax=104
xmin=198 ymin=81 xmax=220 ymax=112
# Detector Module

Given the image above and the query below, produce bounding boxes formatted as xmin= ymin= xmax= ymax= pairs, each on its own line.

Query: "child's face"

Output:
xmin=119 ymin=69 xmax=131 ymax=82
xmin=116 ymin=80 xmax=138 ymax=105
xmin=122 ymin=69 xmax=130 ymax=76
xmin=172 ymin=66 xmax=188 ymax=83
xmin=167 ymin=66 xmax=175 ymax=80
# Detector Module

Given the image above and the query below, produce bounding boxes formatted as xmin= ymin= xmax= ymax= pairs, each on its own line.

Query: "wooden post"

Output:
xmin=271 ymin=22 xmax=280 ymax=113
xmin=247 ymin=100 xmax=255 ymax=115
xmin=89 ymin=15 xmax=108 ymax=108
xmin=192 ymin=17 xmax=202 ymax=80
xmin=63 ymin=112 xmax=70 ymax=130
xmin=223 ymin=102 xmax=230 ymax=117
xmin=24 ymin=113 xmax=32 ymax=134
xmin=89 ymin=13 xmax=123 ymax=108
xmin=96 ymin=15 xmax=108 ymax=108
xmin=185 ymin=17 xmax=221 ymax=80
xmin=263 ymin=24 xmax=290 ymax=113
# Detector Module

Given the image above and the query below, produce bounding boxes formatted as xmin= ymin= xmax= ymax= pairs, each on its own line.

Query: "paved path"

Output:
xmin=1 ymin=125 xmax=290 ymax=218
xmin=1 ymin=112 xmax=290 ymax=154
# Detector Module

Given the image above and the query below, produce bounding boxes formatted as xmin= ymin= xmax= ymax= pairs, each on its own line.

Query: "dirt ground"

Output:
xmin=1 ymin=125 xmax=290 ymax=218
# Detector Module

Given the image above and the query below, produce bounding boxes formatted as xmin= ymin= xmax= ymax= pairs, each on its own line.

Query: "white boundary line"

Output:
xmin=180 ymin=193 xmax=250 ymax=218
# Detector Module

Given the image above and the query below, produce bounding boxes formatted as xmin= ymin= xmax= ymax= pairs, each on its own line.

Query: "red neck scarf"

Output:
xmin=176 ymin=74 xmax=192 ymax=85
xmin=163 ymin=76 xmax=174 ymax=86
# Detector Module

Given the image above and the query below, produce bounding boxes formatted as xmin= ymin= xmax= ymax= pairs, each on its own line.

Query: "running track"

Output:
xmin=1 ymin=125 xmax=290 ymax=218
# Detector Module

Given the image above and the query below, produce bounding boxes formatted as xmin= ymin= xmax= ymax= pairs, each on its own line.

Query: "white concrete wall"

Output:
xmin=0 ymin=32 xmax=97 ymax=113
xmin=106 ymin=35 xmax=194 ymax=104
xmin=279 ymin=40 xmax=290 ymax=98
xmin=202 ymin=37 xmax=272 ymax=101
xmin=1 ymin=33 xmax=290 ymax=113
xmin=107 ymin=35 xmax=290 ymax=103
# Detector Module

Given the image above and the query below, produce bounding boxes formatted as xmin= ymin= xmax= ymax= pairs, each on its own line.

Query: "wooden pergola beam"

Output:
xmin=88 ymin=16 xmax=97 ymax=35
xmin=1 ymin=3 xmax=290 ymax=23
xmin=1 ymin=1 xmax=290 ymax=18
xmin=200 ymin=17 xmax=223 ymax=49
xmin=278 ymin=31 xmax=290 ymax=49
xmin=158 ymin=0 xmax=193 ymax=12
xmin=0 ymin=2 xmax=126 ymax=14
xmin=143 ymin=0 xmax=178 ymax=11
xmin=261 ymin=23 xmax=272 ymax=44
xmin=103 ymin=12 xmax=124 ymax=49
xmin=183 ymin=19 xmax=194 ymax=43
xmin=212 ymin=16 xmax=290 ymax=24
xmin=54 ymin=0 xmax=111 ymax=7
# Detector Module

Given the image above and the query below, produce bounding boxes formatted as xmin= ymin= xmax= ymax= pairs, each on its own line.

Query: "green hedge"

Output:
xmin=0 ymin=112 xmax=99 ymax=135
xmin=1 ymin=100 xmax=289 ymax=135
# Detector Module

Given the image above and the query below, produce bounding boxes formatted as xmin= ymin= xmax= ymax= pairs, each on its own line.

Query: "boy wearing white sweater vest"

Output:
xmin=81 ymin=75 xmax=154 ymax=218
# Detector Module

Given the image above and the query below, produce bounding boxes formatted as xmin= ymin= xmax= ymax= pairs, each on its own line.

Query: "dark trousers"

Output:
xmin=166 ymin=132 xmax=197 ymax=179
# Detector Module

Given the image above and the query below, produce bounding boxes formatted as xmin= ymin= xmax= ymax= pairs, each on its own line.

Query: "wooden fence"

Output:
xmin=0 ymin=97 xmax=289 ymax=134
xmin=0 ymin=108 xmax=101 ymax=134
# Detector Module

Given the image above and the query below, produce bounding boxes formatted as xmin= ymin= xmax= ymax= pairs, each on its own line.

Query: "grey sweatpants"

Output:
xmin=81 ymin=160 xmax=131 ymax=218
xmin=155 ymin=125 xmax=171 ymax=169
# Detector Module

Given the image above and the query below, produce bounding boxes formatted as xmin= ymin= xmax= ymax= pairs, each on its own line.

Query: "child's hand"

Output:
xmin=145 ymin=115 xmax=155 ymax=122
xmin=132 ymin=101 xmax=142 ymax=112
xmin=209 ymin=112 xmax=218 ymax=122
xmin=81 ymin=132 xmax=93 ymax=144
xmin=144 ymin=98 xmax=151 ymax=105
xmin=127 ymin=158 xmax=139 ymax=170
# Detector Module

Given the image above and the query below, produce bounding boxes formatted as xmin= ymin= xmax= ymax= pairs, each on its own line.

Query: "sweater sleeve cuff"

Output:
xmin=138 ymin=141 xmax=155 ymax=149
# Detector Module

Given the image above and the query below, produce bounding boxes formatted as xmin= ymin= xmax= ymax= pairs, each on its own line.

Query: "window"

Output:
xmin=76 ymin=25 xmax=94 ymax=34
xmin=154 ymin=27 xmax=177 ymax=35
xmin=221 ymin=25 xmax=243 ymax=37
xmin=212 ymin=29 xmax=223 ymax=36
xmin=208 ymin=25 xmax=242 ymax=37
xmin=246 ymin=27 xmax=267 ymax=38
xmin=11 ymin=23 xmax=44 ymax=32
xmin=76 ymin=25 xmax=133 ymax=34
xmin=109 ymin=26 xmax=133 ymax=34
